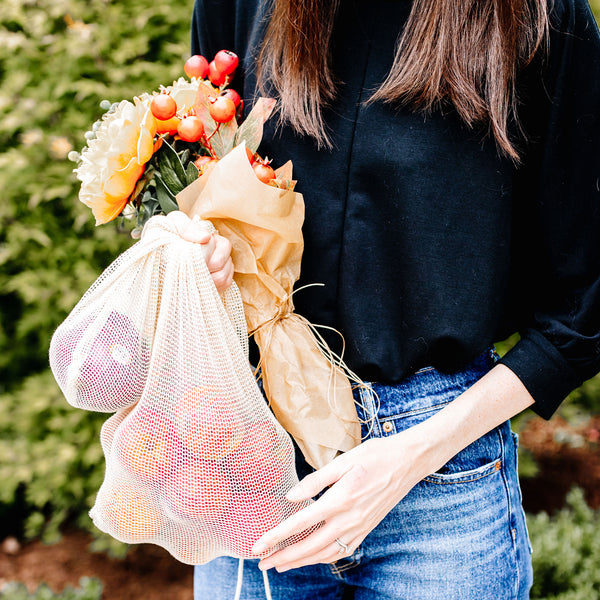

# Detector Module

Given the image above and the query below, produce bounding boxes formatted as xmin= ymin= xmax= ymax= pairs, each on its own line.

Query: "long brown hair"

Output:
xmin=257 ymin=0 xmax=548 ymax=160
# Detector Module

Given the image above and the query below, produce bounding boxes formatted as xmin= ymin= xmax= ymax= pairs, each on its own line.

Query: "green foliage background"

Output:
xmin=0 ymin=0 xmax=599 ymax=596
xmin=0 ymin=0 xmax=194 ymax=548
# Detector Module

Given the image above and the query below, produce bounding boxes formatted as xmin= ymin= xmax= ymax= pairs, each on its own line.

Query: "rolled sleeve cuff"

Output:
xmin=498 ymin=329 xmax=582 ymax=419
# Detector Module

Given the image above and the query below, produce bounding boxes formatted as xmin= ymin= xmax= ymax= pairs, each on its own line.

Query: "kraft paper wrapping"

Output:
xmin=177 ymin=143 xmax=361 ymax=469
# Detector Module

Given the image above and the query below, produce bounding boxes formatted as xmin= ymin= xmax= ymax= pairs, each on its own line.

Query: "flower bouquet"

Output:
xmin=50 ymin=51 xmax=360 ymax=564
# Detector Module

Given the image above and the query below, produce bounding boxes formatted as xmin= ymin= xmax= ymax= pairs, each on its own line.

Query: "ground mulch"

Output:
xmin=0 ymin=532 xmax=192 ymax=599
xmin=518 ymin=414 xmax=600 ymax=513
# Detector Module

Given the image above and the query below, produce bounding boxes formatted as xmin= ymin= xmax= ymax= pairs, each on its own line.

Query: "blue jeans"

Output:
xmin=194 ymin=349 xmax=533 ymax=599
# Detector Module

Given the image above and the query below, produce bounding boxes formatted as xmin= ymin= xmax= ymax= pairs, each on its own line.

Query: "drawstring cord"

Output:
xmin=262 ymin=568 xmax=272 ymax=600
xmin=233 ymin=558 xmax=273 ymax=600
xmin=233 ymin=559 xmax=244 ymax=600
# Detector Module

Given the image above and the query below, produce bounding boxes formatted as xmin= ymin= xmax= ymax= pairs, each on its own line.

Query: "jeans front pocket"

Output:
xmin=424 ymin=455 xmax=502 ymax=484
xmin=426 ymin=424 xmax=504 ymax=482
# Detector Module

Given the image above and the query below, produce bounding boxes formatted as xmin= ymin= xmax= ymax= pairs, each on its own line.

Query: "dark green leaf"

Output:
xmin=156 ymin=139 xmax=187 ymax=192
xmin=179 ymin=148 xmax=190 ymax=164
xmin=154 ymin=174 xmax=179 ymax=213
xmin=186 ymin=161 xmax=199 ymax=184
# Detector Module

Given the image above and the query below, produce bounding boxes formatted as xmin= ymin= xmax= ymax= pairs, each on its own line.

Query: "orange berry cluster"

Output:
xmin=149 ymin=50 xmax=241 ymax=145
xmin=148 ymin=51 xmax=281 ymax=185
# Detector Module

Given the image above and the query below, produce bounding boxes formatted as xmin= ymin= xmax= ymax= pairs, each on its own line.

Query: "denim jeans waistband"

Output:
xmin=355 ymin=347 xmax=498 ymax=422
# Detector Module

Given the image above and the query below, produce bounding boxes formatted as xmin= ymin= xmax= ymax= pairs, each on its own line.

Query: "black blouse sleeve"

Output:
xmin=499 ymin=0 xmax=600 ymax=418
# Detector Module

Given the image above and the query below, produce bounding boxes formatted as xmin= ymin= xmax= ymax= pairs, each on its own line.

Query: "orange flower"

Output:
xmin=76 ymin=97 xmax=157 ymax=225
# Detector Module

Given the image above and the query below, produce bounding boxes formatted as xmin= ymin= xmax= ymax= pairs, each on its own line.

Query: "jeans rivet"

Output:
xmin=382 ymin=421 xmax=393 ymax=433
xmin=495 ymin=461 xmax=501 ymax=471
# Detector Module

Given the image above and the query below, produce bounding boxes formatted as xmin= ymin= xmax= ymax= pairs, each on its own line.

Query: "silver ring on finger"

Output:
xmin=334 ymin=537 xmax=350 ymax=555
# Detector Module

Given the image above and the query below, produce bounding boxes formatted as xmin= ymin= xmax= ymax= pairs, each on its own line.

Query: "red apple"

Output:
xmin=166 ymin=458 xmax=232 ymax=521
xmin=225 ymin=421 xmax=292 ymax=491
xmin=173 ymin=386 xmax=245 ymax=460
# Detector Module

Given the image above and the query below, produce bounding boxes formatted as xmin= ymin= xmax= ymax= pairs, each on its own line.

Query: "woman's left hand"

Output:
xmin=251 ymin=363 xmax=537 ymax=572
xmin=252 ymin=429 xmax=435 ymax=572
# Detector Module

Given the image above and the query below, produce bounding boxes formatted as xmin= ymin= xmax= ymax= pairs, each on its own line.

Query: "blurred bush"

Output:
xmin=0 ymin=578 xmax=102 ymax=600
xmin=0 ymin=0 xmax=193 ymax=544
xmin=529 ymin=488 xmax=600 ymax=599
xmin=0 ymin=371 xmax=105 ymax=542
xmin=0 ymin=0 xmax=192 ymax=392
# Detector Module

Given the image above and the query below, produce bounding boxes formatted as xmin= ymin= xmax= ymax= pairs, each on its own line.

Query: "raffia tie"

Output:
xmin=248 ymin=284 xmax=379 ymax=439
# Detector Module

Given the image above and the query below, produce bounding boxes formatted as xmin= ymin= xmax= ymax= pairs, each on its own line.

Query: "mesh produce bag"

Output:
xmin=49 ymin=214 xmax=310 ymax=564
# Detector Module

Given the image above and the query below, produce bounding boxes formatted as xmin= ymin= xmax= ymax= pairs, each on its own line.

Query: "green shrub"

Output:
xmin=0 ymin=0 xmax=195 ymax=552
xmin=0 ymin=578 xmax=102 ymax=600
xmin=0 ymin=0 xmax=193 ymax=392
xmin=529 ymin=487 xmax=600 ymax=599
xmin=0 ymin=371 xmax=105 ymax=541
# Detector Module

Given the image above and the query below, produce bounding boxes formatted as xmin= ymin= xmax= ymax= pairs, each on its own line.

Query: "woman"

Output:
xmin=191 ymin=0 xmax=600 ymax=598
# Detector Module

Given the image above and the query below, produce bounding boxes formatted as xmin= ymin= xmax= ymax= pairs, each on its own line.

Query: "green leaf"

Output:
xmin=154 ymin=174 xmax=179 ymax=213
xmin=179 ymin=148 xmax=190 ymax=165
xmin=234 ymin=97 xmax=277 ymax=153
xmin=186 ymin=161 xmax=199 ymax=184
xmin=156 ymin=139 xmax=187 ymax=192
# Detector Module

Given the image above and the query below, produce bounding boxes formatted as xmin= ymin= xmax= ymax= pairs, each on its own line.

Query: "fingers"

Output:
xmin=210 ymin=256 xmax=234 ymax=293
xmin=257 ymin=522 xmax=364 ymax=572
xmin=286 ymin=460 xmax=350 ymax=502
xmin=165 ymin=212 xmax=234 ymax=293
xmin=205 ymin=235 xmax=234 ymax=293
xmin=252 ymin=460 xmax=351 ymax=554
xmin=167 ymin=211 xmax=213 ymax=244
xmin=205 ymin=234 xmax=232 ymax=274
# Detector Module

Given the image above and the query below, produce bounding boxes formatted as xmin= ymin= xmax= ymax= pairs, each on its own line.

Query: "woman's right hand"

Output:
xmin=167 ymin=211 xmax=234 ymax=293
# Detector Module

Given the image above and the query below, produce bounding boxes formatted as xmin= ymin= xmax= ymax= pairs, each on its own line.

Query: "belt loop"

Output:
xmin=357 ymin=383 xmax=382 ymax=439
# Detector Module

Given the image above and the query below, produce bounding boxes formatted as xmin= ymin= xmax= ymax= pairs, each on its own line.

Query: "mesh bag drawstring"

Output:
xmin=232 ymin=560 xmax=273 ymax=600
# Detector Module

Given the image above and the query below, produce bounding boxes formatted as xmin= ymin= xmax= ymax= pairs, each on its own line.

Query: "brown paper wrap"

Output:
xmin=177 ymin=143 xmax=361 ymax=469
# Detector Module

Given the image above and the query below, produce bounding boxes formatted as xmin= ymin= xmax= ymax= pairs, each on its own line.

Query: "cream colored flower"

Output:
xmin=76 ymin=96 xmax=157 ymax=225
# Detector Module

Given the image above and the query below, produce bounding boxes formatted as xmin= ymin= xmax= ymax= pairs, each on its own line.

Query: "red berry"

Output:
xmin=177 ymin=115 xmax=205 ymax=142
xmin=220 ymin=88 xmax=241 ymax=109
xmin=253 ymin=161 xmax=276 ymax=184
xmin=214 ymin=50 xmax=239 ymax=76
xmin=150 ymin=94 xmax=177 ymax=121
xmin=208 ymin=96 xmax=236 ymax=123
xmin=194 ymin=156 xmax=217 ymax=174
xmin=184 ymin=55 xmax=209 ymax=79
xmin=208 ymin=61 xmax=227 ymax=86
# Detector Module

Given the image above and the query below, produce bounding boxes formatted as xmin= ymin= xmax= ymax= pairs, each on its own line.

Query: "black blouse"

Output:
xmin=191 ymin=0 xmax=600 ymax=419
